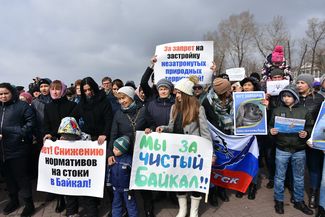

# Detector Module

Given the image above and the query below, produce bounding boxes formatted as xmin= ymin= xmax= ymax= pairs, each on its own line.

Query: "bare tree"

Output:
xmin=204 ymin=31 xmax=229 ymax=74
xmin=219 ymin=11 xmax=256 ymax=67
xmin=254 ymin=16 xmax=289 ymax=59
xmin=297 ymin=42 xmax=308 ymax=74
xmin=305 ymin=18 xmax=325 ymax=74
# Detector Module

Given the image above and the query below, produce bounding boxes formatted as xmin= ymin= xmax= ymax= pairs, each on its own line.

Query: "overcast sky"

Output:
xmin=1 ymin=0 xmax=324 ymax=88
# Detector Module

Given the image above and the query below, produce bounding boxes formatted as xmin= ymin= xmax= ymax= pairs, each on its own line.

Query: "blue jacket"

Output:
xmin=146 ymin=96 xmax=175 ymax=128
xmin=109 ymin=154 xmax=132 ymax=191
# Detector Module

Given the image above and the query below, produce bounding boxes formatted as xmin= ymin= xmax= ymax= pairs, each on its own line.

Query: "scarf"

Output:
xmin=207 ymin=89 xmax=234 ymax=134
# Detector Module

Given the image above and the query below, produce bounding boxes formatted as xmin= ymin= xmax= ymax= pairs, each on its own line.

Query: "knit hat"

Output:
xmin=175 ymin=76 xmax=199 ymax=96
xmin=270 ymin=68 xmax=285 ymax=78
xmin=271 ymin=45 xmax=284 ymax=63
xmin=113 ymin=136 xmax=130 ymax=154
xmin=279 ymin=84 xmax=300 ymax=105
xmin=156 ymin=78 xmax=174 ymax=91
xmin=38 ymin=78 xmax=52 ymax=86
xmin=19 ymin=92 xmax=33 ymax=104
xmin=296 ymin=73 xmax=314 ymax=88
xmin=213 ymin=78 xmax=231 ymax=95
xmin=16 ymin=86 xmax=24 ymax=92
xmin=313 ymin=81 xmax=321 ymax=88
xmin=125 ymin=80 xmax=136 ymax=90
xmin=240 ymin=77 xmax=260 ymax=91
xmin=250 ymin=72 xmax=261 ymax=82
xmin=58 ymin=117 xmax=81 ymax=137
xmin=117 ymin=86 xmax=135 ymax=99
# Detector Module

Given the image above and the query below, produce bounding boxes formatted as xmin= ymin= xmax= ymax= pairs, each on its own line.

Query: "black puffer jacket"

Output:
xmin=72 ymin=77 xmax=113 ymax=140
xmin=0 ymin=89 xmax=35 ymax=161
xmin=298 ymin=92 xmax=324 ymax=123
xmin=108 ymin=104 xmax=153 ymax=157
xmin=44 ymin=97 xmax=77 ymax=139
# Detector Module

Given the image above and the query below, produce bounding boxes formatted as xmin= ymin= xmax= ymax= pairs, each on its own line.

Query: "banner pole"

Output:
xmin=205 ymin=186 xmax=210 ymax=203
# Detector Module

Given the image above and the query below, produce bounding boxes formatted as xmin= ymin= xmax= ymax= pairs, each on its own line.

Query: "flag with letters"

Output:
xmin=208 ymin=122 xmax=259 ymax=193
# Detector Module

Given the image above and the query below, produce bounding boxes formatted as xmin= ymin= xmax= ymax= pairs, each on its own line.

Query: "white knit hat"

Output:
xmin=175 ymin=76 xmax=199 ymax=96
xmin=117 ymin=86 xmax=135 ymax=99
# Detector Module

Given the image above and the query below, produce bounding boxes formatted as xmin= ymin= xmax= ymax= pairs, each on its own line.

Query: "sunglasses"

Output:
xmin=193 ymin=86 xmax=203 ymax=90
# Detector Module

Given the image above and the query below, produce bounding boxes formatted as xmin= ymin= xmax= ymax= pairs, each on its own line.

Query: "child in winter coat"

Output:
xmin=57 ymin=117 xmax=91 ymax=217
xmin=269 ymin=85 xmax=313 ymax=215
xmin=108 ymin=136 xmax=138 ymax=217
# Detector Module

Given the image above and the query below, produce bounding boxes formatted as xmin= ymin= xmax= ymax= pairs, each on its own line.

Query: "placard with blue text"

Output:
xmin=130 ymin=131 xmax=213 ymax=194
xmin=154 ymin=41 xmax=213 ymax=85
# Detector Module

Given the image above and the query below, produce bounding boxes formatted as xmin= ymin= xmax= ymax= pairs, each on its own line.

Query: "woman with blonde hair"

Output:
xmin=156 ymin=76 xmax=213 ymax=217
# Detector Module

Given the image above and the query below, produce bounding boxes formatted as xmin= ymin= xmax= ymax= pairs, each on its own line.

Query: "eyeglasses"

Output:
xmin=193 ymin=86 xmax=203 ymax=90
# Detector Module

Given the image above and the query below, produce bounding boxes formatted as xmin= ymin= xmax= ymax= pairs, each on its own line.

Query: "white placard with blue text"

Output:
xmin=154 ymin=41 xmax=214 ymax=85
xmin=130 ymin=131 xmax=213 ymax=194
xmin=233 ymin=91 xmax=267 ymax=135
xmin=37 ymin=140 xmax=106 ymax=198
xmin=310 ymin=102 xmax=325 ymax=150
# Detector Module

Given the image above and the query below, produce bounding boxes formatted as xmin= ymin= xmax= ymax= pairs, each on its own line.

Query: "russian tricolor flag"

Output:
xmin=208 ymin=122 xmax=259 ymax=193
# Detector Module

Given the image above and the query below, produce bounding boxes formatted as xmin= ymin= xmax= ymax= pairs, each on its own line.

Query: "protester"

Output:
xmin=102 ymin=77 xmax=113 ymax=95
xmin=193 ymin=83 xmax=207 ymax=104
xmin=235 ymin=76 xmax=266 ymax=200
xmin=156 ymin=76 xmax=213 ymax=217
xmin=202 ymin=77 xmax=233 ymax=206
xmin=31 ymin=78 xmax=52 ymax=145
xmin=43 ymin=80 xmax=77 ymax=213
xmin=56 ymin=117 xmax=91 ymax=217
xmin=134 ymin=86 xmax=146 ymax=106
xmin=72 ymin=76 xmax=113 ymax=217
xmin=296 ymin=73 xmax=324 ymax=209
xmin=65 ymin=86 xmax=76 ymax=101
xmin=140 ymin=57 xmax=177 ymax=204
xmin=107 ymin=86 xmax=154 ymax=217
xmin=231 ymin=82 xmax=242 ymax=92
xmin=269 ymin=85 xmax=313 ymax=215
xmin=263 ymin=68 xmax=290 ymax=190
xmin=30 ymin=78 xmax=52 ymax=182
xmin=73 ymin=79 xmax=82 ymax=104
xmin=0 ymin=83 xmax=36 ymax=217
xmin=110 ymin=79 xmax=124 ymax=114
xmin=108 ymin=136 xmax=138 ymax=217
xmin=262 ymin=45 xmax=291 ymax=81
xmin=19 ymin=92 xmax=33 ymax=105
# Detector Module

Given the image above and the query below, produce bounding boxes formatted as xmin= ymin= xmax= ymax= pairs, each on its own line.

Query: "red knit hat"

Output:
xmin=19 ymin=92 xmax=33 ymax=104
xmin=271 ymin=45 xmax=284 ymax=63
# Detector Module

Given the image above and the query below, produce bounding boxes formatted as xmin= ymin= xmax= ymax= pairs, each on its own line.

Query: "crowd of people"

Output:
xmin=1 ymin=45 xmax=325 ymax=217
